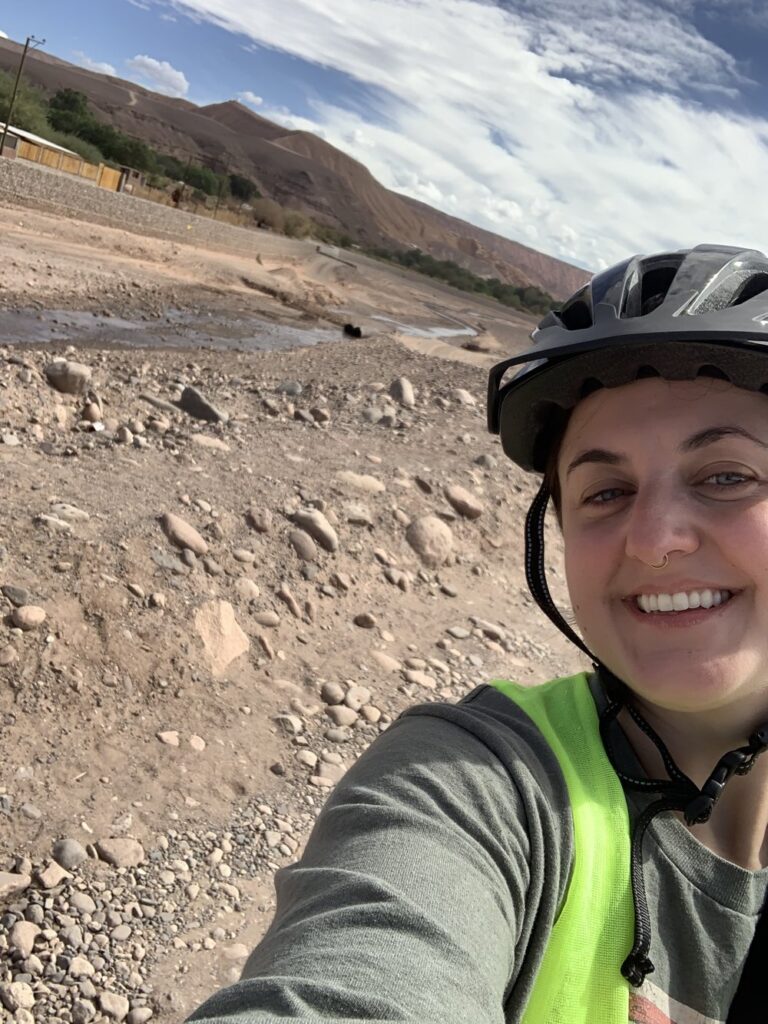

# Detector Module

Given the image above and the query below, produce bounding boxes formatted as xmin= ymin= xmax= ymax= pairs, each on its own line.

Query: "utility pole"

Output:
xmin=0 ymin=35 xmax=46 ymax=157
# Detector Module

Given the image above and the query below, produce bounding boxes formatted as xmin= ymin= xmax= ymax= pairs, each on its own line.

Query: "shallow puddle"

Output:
xmin=0 ymin=307 xmax=340 ymax=351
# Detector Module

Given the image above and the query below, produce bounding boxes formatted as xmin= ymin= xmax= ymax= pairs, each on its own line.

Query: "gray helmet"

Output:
xmin=488 ymin=243 xmax=768 ymax=472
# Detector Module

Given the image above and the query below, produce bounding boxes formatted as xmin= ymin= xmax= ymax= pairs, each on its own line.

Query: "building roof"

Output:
xmin=0 ymin=121 xmax=78 ymax=156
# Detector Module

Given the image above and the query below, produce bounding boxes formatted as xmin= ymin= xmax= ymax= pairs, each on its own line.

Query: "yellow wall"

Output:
xmin=15 ymin=138 xmax=123 ymax=192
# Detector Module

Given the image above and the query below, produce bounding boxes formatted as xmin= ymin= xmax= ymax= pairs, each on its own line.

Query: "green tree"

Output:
xmin=229 ymin=172 xmax=260 ymax=202
xmin=0 ymin=69 xmax=49 ymax=135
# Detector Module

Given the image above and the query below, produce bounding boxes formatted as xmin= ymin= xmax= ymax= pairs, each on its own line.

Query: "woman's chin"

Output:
xmin=607 ymin=651 xmax=742 ymax=712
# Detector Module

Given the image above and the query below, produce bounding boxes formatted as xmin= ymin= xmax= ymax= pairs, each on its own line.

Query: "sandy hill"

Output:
xmin=0 ymin=38 xmax=589 ymax=298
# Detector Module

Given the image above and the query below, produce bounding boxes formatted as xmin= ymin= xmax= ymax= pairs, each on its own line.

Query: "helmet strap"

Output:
xmin=524 ymin=479 xmax=596 ymax=662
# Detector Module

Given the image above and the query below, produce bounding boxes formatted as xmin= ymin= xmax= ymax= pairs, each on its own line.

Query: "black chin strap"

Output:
xmin=524 ymin=480 xmax=595 ymax=662
xmin=524 ymin=480 xmax=768 ymax=1003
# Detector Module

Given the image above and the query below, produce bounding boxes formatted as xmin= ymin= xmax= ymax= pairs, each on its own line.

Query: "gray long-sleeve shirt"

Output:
xmin=188 ymin=680 xmax=768 ymax=1024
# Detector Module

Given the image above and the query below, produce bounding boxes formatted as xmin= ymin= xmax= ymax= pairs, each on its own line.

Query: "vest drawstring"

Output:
xmin=597 ymin=669 xmax=768 ymax=986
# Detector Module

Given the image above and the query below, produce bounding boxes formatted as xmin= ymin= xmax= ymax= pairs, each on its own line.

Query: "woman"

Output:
xmin=189 ymin=244 xmax=768 ymax=1024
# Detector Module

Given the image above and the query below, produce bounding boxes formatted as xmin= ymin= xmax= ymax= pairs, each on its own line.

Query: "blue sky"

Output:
xmin=3 ymin=1 xmax=768 ymax=269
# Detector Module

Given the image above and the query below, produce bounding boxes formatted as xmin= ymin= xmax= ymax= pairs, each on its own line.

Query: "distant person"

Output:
xmin=187 ymin=244 xmax=768 ymax=1022
xmin=171 ymin=186 xmax=183 ymax=208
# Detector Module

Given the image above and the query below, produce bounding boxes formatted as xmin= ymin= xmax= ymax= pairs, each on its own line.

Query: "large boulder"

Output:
xmin=45 ymin=360 xmax=92 ymax=396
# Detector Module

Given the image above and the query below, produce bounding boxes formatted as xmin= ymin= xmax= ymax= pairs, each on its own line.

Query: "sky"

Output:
xmin=2 ymin=0 xmax=768 ymax=270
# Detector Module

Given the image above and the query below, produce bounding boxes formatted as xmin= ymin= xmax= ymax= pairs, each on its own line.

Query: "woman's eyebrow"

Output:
xmin=565 ymin=426 xmax=768 ymax=477
xmin=566 ymin=448 xmax=623 ymax=477
xmin=681 ymin=425 xmax=768 ymax=451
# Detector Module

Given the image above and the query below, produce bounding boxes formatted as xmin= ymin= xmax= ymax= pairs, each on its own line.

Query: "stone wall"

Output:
xmin=0 ymin=158 xmax=266 ymax=258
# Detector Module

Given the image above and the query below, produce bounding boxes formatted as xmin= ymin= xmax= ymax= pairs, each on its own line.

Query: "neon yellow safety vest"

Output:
xmin=491 ymin=674 xmax=634 ymax=1024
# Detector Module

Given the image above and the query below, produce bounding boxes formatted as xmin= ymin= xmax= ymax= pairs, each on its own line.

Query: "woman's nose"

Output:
xmin=623 ymin=485 xmax=700 ymax=566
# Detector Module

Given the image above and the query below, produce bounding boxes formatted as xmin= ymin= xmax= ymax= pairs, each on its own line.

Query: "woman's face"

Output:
xmin=558 ymin=377 xmax=768 ymax=712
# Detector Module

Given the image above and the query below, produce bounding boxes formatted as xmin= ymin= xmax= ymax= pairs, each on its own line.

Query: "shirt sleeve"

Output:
xmin=187 ymin=692 xmax=572 ymax=1024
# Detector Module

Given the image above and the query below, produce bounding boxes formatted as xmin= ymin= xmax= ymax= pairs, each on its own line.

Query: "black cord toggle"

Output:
xmin=684 ymin=728 xmax=768 ymax=825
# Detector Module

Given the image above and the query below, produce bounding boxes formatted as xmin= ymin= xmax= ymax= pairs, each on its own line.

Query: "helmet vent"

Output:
xmin=559 ymin=300 xmax=592 ymax=330
xmin=733 ymin=273 xmax=768 ymax=305
xmin=640 ymin=266 xmax=677 ymax=315
xmin=697 ymin=364 xmax=730 ymax=382
xmin=578 ymin=377 xmax=603 ymax=399
xmin=635 ymin=365 xmax=660 ymax=379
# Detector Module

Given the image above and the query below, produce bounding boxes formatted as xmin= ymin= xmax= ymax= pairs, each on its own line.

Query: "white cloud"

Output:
xmin=125 ymin=54 xmax=190 ymax=97
xmin=165 ymin=0 xmax=768 ymax=268
xmin=0 ymin=30 xmax=8 ymax=39
xmin=127 ymin=0 xmax=151 ymax=9
xmin=237 ymin=90 xmax=263 ymax=108
xmin=73 ymin=51 xmax=117 ymax=76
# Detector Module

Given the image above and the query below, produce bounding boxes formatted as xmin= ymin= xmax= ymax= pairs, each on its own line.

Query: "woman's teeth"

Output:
xmin=635 ymin=589 xmax=732 ymax=613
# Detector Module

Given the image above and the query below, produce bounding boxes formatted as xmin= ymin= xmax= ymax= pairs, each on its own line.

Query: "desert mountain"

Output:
xmin=0 ymin=38 xmax=589 ymax=298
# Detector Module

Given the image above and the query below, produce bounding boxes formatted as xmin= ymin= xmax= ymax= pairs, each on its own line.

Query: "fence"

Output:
xmin=15 ymin=138 xmax=122 ymax=191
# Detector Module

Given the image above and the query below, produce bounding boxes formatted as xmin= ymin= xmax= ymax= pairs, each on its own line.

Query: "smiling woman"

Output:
xmin=188 ymin=246 xmax=768 ymax=1024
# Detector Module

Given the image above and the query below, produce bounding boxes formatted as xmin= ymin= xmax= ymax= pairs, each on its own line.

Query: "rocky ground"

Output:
xmin=0 ymin=200 xmax=579 ymax=1024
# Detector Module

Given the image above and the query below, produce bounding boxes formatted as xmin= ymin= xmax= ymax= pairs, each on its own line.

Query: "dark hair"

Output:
xmin=542 ymin=413 xmax=570 ymax=524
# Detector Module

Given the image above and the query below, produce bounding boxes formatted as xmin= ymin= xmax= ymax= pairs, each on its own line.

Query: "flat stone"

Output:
xmin=9 ymin=921 xmax=39 ymax=958
xmin=246 ymin=506 xmax=272 ymax=533
xmin=0 ymin=981 xmax=35 ymax=1012
xmin=69 ymin=955 xmax=96 ymax=979
xmin=345 ymin=685 xmax=372 ymax=711
xmin=234 ymin=577 xmax=260 ymax=601
xmin=326 ymin=705 xmax=358 ymax=727
xmin=157 ymin=730 xmax=180 ymax=747
xmin=0 ymin=645 xmax=18 ymax=666
xmin=405 ymin=669 xmax=437 ymax=689
xmin=321 ymin=680 xmax=346 ymax=705
xmin=99 ymin=991 xmax=130 ymax=1021
xmin=389 ymin=376 xmax=415 ymax=408
xmin=160 ymin=512 xmax=208 ymax=555
xmin=11 ymin=605 xmax=46 ymax=630
xmin=289 ymin=529 xmax=317 ymax=562
xmin=444 ymin=484 xmax=484 ymax=519
xmin=451 ymin=388 xmax=476 ymax=405
xmin=179 ymin=386 xmax=228 ymax=423
xmin=70 ymin=891 xmax=96 ymax=914
xmin=50 ymin=502 xmax=90 ymax=522
xmin=36 ymin=860 xmax=71 ymax=888
xmin=335 ymin=471 xmax=386 ymax=494
xmin=191 ymin=434 xmax=230 ymax=451
xmin=291 ymin=508 xmax=339 ymax=552
xmin=189 ymin=734 xmax=206 ymax=751
xmin=127 ymin=1009 xmax=154 ymax=1024
xmin=276 ymin=381 xmax=302 ymax=396
xmin=151 ymin=550 xmax=188 ymax=574
xmin=52 ymin=837 xmax=88 ymax=870
xmin=253 ymin=609 xmax=280 ymax=627
xmin=34 ymin=513 xmax=73 ymax=533
xmin=354 ymin=612 xmax=377 ymax=629
xmin=371 ymin=651 xmax=401 ymax=673
xmin=2 ymin=584 xmax=31 ymax=607
xmin=194 ymin=599 xmax=249 ymax=679
xmin=0 ymin=871 xmax=31 ymax=900
xmin=95 ymin=837 xmax=145 ymax=868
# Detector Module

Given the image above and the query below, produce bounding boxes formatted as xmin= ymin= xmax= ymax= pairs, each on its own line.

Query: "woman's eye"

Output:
xmin=702 ymin=471 xmax=753 ymax=488
xmin=584 ymin=487 xmax=627 ymax=505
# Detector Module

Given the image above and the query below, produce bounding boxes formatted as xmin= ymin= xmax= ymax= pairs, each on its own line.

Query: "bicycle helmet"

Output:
xmin=488 ymin=243 xmax=768 ymax=472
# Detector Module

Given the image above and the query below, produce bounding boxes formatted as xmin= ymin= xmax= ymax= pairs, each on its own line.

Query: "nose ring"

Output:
xmin=648 ymin=554 xmax=669 ymax=570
